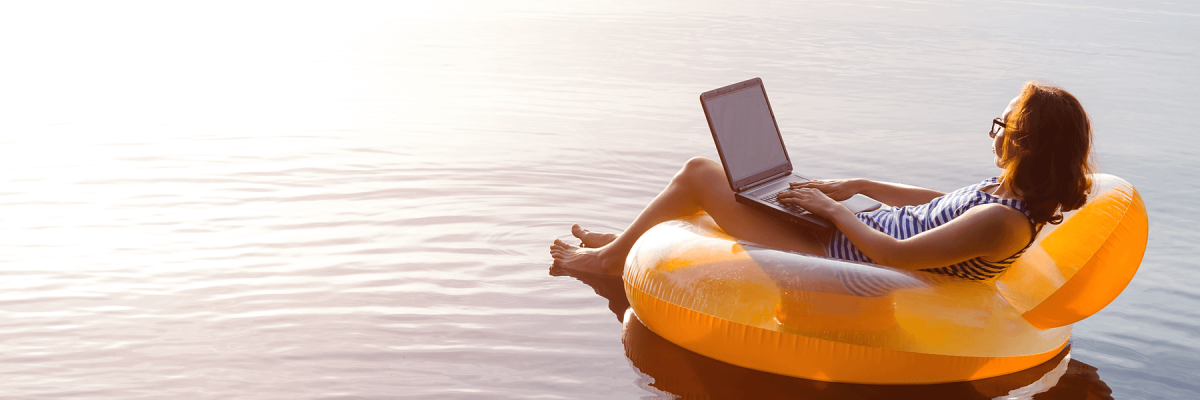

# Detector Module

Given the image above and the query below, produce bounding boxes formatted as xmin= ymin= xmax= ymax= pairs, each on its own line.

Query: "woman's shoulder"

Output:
xmin=961 ymin=203 xmax=1035 ymax=236
xmin=967 ymin=202 xmax=1029 ymax=219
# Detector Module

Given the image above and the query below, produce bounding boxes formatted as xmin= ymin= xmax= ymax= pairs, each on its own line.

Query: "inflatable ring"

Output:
xmin=623 ymin=174 xmax=1147 ymax=384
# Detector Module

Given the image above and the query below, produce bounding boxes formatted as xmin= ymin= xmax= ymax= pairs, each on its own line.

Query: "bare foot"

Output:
xmin=550 ymin=238 xmax=623 ymax=275
xmin=571 ymin=224 xmax=618 ymax=248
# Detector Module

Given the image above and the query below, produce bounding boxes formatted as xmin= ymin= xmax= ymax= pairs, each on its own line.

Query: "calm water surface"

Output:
xmin=0 ymin=1 xmax=1197 ymax=398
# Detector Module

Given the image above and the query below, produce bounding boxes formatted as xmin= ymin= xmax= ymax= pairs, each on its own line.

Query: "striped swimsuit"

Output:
xmin=826 ymin=177 xmax=1038 ymax=286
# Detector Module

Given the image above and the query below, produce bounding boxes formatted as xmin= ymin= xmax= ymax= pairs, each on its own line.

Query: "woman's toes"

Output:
xmin=550 ymin=239 xmax=579 ymax=259
xmin=570 ymin=225 xmax=617 ymax=248
xmin=570 ymin=225 xmax=591 ymax=247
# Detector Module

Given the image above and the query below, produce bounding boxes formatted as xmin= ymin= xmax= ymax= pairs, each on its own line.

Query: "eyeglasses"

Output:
xmin=989 ymin=118 xmax=1006 ymax=138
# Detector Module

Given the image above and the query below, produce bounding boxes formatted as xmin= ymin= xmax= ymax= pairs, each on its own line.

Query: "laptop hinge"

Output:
xmin=739 ymin=171 xmax=791 ymax=192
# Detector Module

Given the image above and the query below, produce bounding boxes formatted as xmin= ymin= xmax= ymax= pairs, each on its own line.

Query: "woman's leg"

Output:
xmin=551 ymin=157 xmax=825 ymax=274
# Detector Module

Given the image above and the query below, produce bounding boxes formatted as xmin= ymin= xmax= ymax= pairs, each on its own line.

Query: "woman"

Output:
xmin=551 ymin=81 xmax=1095 ymax=278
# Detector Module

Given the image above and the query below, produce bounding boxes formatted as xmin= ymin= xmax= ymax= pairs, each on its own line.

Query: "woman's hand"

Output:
xmin=777 ymin=188 xmax=848 ymax=220
xmin=788 ymin=179 xmax=865 ymax=201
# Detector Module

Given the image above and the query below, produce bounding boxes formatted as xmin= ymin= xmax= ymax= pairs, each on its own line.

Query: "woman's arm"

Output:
xmin=790 ymin=179 xmax=945 ymax=207
xmin=857 ymin=180 xmax=946 ymax=207
xmin=779 ymin=189 xmax=1032 ymax=271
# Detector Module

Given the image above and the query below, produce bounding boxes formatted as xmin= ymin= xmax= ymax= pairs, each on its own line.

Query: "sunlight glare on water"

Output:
xmin=0 ymin=0 xmax=1197 ymax=398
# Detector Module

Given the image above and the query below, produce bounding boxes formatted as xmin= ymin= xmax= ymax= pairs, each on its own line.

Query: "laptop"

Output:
xmin=700 ymin=77 xmax=881 ymax=231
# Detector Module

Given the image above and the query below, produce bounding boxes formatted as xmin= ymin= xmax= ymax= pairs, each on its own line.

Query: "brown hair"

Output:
xmin=998 ymin=81 xmax=1096 ymax=225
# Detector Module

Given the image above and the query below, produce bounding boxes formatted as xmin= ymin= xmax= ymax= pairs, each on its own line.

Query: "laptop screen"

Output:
xmin=702 ymin=82 xmax=790 ymax=189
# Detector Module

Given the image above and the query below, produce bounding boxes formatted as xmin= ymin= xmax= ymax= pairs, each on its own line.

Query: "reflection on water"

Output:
xmin=557 ymin=266 xmax=1113 ymax=399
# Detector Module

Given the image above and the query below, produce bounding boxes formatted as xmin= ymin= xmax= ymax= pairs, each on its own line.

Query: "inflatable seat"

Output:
xmin=622 ymin=174 xmax=1147 ymax=383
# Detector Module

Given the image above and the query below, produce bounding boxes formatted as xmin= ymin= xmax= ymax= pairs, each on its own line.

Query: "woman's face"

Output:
xmin=994 ymin=96 xmax=1019 ymax=167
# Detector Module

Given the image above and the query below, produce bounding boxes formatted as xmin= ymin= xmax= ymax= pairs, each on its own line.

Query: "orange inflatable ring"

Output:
xmin=623 ymin=174 xmax=1148 ymax=384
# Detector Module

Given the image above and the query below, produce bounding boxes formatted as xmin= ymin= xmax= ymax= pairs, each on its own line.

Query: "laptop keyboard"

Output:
xmin=761 ymin=189 xmax=810 ymax=214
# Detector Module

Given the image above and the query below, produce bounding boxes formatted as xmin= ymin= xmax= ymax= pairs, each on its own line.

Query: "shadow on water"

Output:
xmin=550 ymin=265 xmax=1114 ymax=400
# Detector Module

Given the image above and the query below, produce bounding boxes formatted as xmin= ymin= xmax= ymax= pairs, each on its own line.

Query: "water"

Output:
xmin=0 ymin=0 xmax=1196 ymax=398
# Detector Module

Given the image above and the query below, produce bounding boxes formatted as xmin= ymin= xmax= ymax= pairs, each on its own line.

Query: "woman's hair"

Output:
xmin=998 ymin=81 xmax=1096 ymax=225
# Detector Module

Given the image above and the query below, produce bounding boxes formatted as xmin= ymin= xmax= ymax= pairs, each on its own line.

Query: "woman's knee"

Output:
xmin=674 ymin=157 xmax=724 ymax=186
